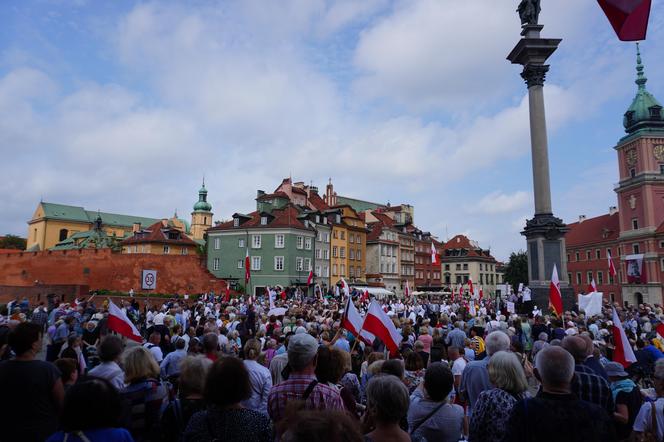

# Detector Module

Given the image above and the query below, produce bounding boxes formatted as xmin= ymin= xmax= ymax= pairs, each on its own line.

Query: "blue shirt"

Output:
xmin=334 ymin=338 xmax=351 ymax=353
xmin=160 ymin=349 xmax=187 ymax=378
xmin=644 ymin=345 xmax=664 ymax=361
xmin=47 ymin=428 xmax=134 ymax=442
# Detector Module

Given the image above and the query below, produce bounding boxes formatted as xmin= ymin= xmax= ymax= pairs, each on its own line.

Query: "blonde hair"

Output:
xmin=367 ymin=360 xmax=384 ymax=376
xmin=488 ymin=351 xmax=528 ymax=395
xmin=244 ymin=339 xmax=262 ymax=360
xmin=179 ymin=355 xmax=212 ymax=397
xmin=123 ymin=346 xmax=160 ymax=383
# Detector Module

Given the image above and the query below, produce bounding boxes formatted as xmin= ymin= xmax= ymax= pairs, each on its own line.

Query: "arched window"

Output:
xmin=204 ymin=216 xmax=207 ymax=225
xmin=59 ymin=229 xmax=68 ymax=241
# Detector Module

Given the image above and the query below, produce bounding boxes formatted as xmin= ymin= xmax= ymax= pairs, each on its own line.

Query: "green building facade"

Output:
xmin=206 ymin=207 xmax=316 ymax=296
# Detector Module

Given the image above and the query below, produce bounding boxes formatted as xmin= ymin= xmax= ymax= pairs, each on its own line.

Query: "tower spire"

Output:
xmin=636 ymin=42 xmax=647 ymax=91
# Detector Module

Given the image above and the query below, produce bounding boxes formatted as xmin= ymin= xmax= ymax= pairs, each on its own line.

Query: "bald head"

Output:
xmin=561 ymin=336 xmax=587 ymax=363
xmin=535 ymin=346 xmax=575 ymax=389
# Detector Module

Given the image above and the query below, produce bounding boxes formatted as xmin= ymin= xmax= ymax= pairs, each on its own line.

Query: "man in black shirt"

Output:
xmin=504 ymin=346 xmax=617 ymax=442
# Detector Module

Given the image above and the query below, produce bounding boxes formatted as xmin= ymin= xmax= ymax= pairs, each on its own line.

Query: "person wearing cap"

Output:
xmin=267 ymin=333 xmax=344 ymax=429
xmin=604 ymin=361 xmax=641 ymax=441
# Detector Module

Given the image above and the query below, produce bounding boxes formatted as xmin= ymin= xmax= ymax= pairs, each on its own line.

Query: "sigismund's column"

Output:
xmin=507 ymin=3 xmax=572 ymax=309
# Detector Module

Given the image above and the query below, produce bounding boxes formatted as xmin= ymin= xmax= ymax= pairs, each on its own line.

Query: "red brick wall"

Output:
xmin=0 ymin=249 xmax=227 ymax=296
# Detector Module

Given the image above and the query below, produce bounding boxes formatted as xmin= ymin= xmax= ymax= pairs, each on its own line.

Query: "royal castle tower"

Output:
xmin=191 ymin=180 xmax=213 ymax=241
xmin=614 ymin=44 xmax=664 ymax=304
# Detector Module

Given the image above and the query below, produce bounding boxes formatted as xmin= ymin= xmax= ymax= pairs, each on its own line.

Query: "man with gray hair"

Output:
xmin=504 ymin=346 xmax=616 ymax=441
xmin=459 ymin=330 xmax=510 ymax=413
xmin=267 ymin=333 xmax=343 ymax=428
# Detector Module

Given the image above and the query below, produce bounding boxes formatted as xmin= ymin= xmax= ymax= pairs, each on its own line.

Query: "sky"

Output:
xmin=2 ymin=0 xmax=664 ymax=261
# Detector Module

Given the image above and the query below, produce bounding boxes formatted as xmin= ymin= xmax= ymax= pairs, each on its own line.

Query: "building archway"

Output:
xmin=635 ymin=292 xmax=644 ymax=305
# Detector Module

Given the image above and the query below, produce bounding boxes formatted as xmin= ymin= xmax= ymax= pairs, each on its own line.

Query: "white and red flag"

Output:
xmin=404 ymin=280 xmax=410 ymax=298
xmin=244 ymin=248 xmax=251 ymax=285
xmin=549 ymin=264 xmax=563 ymax=317
xmin=307 ymin=270 xmax=314 ymax=286
xmin=587 ymin=278 xmax=597 ymax=294
xmin=612 ymin=307 xmax=637 ymax=367
xmin=341 ymin=297 xmax=375 ymax=344
xmin=479 ymin=287 xmax=484 ymax=301
xmin=363 ymin=301 xmax=403 ymax=354
xmin=361 ymin=289 xmax=370 ymax=303
xmin=468 ymin=278 xmax=474 ymax=295
xmin=608 ymin=250 xmax=618 ymax=278
xmin=108 ymin=300 xmax=142 ymax=343
xmin=340 ymin=277 xmax=350 ymax=298
xmin=431 ymin=242 xmax=440 ymax=265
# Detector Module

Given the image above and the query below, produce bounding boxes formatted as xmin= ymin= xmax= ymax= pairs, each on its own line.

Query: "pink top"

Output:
xmin=419 ymin=334 xmax=433 ymax=353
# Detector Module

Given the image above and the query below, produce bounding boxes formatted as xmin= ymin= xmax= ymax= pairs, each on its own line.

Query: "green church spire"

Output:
xmin=623 ymin=43 xmax=663 ymax=134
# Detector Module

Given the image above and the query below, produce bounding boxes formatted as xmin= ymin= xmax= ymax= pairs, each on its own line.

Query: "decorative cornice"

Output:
xmin=521 ymin=64 xmax=549 ymax=88
xmin=522 ymin=213 xmax=568 ymax=239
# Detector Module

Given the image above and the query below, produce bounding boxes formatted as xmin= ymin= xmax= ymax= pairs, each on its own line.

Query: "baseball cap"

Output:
xmin=287 ymin=333 xmax=318 ymax=364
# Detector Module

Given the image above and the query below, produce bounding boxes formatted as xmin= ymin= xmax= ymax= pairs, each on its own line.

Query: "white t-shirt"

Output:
xmin=452 ymin=357 xmax=467 ymax=377
xmin=144 ymin=343 xmax=163 ymax=363
xmin=634 ymin=399 xmax=664 ymax=441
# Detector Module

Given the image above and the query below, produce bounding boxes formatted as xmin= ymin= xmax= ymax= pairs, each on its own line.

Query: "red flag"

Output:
xmin=468 ymin=278 xmax=474 ymax=295
xmin=107 ymin=300 xmax=142 ymax=342
xmin=458 ymin=283 xmax=463 ymax=301
xmin=430 ymin=242 xmax=440 ymax=265
xmin=404 ymin=280 xmax=410 ymax=297
xmin=363 ymin=301 xmax=403 ymax=354
xmin=597 ymin=0 xmax=651 ymax=41
xmin=224 ymin=285 xmax=231 ymax=303
xmin=307 ymin=270 xmax=314 ymax=286
xmin=656 ymin=323 xmax=664 ymax=339
xmin=341 ymin=296 xmax=375 ymax=344
xmin=479 ymin=287 xmax=484 ymax=301
xmin=612 ymin=307 xmax=637 ymax=367
xmin=608 ymin=250 xmax=618 ymax=278
xmin=587 ymin=278 xmax=597 ymax=294
xmin=244 ymin=248 xmax=251 ymax=285
xmin=361 ymin=289 xmax=369 ymax=302
xmin=549 ymin=264 xmax=563 ymax=316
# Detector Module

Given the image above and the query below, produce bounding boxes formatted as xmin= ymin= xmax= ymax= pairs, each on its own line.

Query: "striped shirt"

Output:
xmin=572 ymin=364 xmax=614 ymax=414
xmin=267 ymin=374 xmax=344 ymax=424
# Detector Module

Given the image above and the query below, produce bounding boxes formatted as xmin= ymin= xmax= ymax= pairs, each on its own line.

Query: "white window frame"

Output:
xmin=304 ymin=258 xmax=311 ymax=271
xmin=349 ymin=249 xmax=355 ymax=260
xmin=237 ymin=259 xmax=243 ymax=269
xmin=252 ymin=235 xmax=261 ymax=249
xmin=296 ymin=257 xmax=304 ymax=271
xmin=296 ymin=236 xmax=304 ymax=249
xmin=260 ymin=216 xmax=268 ymax=225
xmin=181 ymin=248 xmax=188 ymax=255
xmin=357 ymin=250 xmax=361 ymax=261
xmin=251 ymin=256 xmax=261 ymax=271
xmin=233 ymin=218 xmax=240 ymax=227
xmin=356 ymin=234 xmax=361 ymax=244
xmin=340 ymin=247 xmax=346 ymax=258
xmin=324 ymin=233 xmax=330 ymax=243
xmin=316 ymin=249 xmax=322 ymax=259
xmin=324 ymin=266 xmax=330 ymax=277
xmin=163 ymin=245 xmax=170 ymax=254
xmin=323 ymin=249 xmax=330 ymax=259
xmin=213 ymin=258 xmax=220 ymax=270
xmin=349 ymin=234 xmax=354 ymax=244
xmin=238 ymin=238 xmax=245 ymax=248
xmin=274 ymin=256 xmax=284 ymax=271
xmin=214 ymin=237 xmax=220 ymax=250
xmin=275 ymin=234 xmax=285 ymax=248
xmin=304 ymin=237 xmax=312 ymax=250
xmin=315 ymin=265 xmax=321 ymax=276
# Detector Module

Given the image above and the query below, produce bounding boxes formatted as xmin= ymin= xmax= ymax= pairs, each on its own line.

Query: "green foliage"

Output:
xmin=0 ymin=234 xmax=26 ymax=250
xmin=504 ymin=250 xmax=529 ymax=287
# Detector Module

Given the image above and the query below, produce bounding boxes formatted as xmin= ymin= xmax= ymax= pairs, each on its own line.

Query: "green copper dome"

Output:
xmin=193 ymin=182 xmax=212 ymax=212
xmin=624 ymin=43 xmax=664 ymax=134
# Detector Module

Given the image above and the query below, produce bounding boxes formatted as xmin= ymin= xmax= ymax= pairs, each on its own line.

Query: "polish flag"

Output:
xmin=598 ymin=0 xmax=651 ymax=41
xmin=431 ymin=242 xmax=440 ymax=265
xmin=340 ymin=277 xmax=350 ymax=298
xmin=458 ymin=283 xmax=464 ymax=301
xmin=612 ymin=307 xmax=637 ymax=367
xmin=268 ymin=287 xmax=276 ymax=309
xmin=108 ymin=300 xmax=142 ymax=343
xmin=363 ymin=301 xmax=403 ymax=354
xmin=224 ymin=285 xmax=231 ymax=303
xmin=656 ymin=323 xmax=664 ymax=340
xmin=608 ymin=250 xmax=618 ymax=278
xmin=468 ymin=278 xmax=474 ymax=295
xmin=244 ymin=248 xmax=251 ymax=285
xmin=404 ymin=280 xmax=410 ymax=298
xmin=307 ymin=270 xmax=314 ymax=286
xmin=587 ymin=278 xmax=598 ymax=294
xmin=549 ymin=264 xmax=563 ymax=317
xmin=479 ymin=287 xmax=484 ymax=301
xmin=361 ymin=289 xmax=370 ymax=303
xmin=341 ymin=297 xmax=375 ymax=344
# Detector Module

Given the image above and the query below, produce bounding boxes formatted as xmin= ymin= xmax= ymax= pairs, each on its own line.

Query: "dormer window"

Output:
xmin=650 ymin=106 xmax=662 ymax=119
xmin=260 ymin=216 xmax=268 ymax=225
xmin=233 ymin=218 xmax=240 ymax=227
xmin=625 ymin=111 xmax=635 ymax=126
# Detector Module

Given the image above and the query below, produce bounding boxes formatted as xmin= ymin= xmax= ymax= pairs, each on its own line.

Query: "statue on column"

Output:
xmin=517 ymin=0 xmax=541 ymax=26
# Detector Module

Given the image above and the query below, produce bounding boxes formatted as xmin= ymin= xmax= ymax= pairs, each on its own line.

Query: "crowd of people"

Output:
xmin=1 ymin=289 xmax=664 ymax=442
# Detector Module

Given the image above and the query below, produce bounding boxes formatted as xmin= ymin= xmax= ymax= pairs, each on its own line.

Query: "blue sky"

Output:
xmin=2 ymin=0 xmax=664 ymax=260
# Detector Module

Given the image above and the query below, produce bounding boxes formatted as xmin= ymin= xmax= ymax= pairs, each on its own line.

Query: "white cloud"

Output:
xmin=469 ymin=191 xmax=531 ymax=215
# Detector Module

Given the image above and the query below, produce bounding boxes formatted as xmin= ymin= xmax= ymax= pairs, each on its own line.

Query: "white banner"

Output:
xmin=141 ymin=270 xmax=157 ymax=290
xmin=506 ymin=301 xmax=515 ymax=313
xmin=578 ymin=292 xmax=603 ymax=317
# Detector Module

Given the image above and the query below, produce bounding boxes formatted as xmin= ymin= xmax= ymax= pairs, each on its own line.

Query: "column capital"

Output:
xmin=521 ymin=64 xmax=549 ymax=88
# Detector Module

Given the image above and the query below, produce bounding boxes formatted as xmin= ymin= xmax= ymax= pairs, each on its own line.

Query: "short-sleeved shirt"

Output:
xmin=452 ymin=357 xmax=467 ymax=378
xmin=633 ymin=398 xmax=664 ymax=441
xmin=268 ymin=374 xmax=344 ymax=424
xmin=0 ymin=359 xmax=61 ymax=442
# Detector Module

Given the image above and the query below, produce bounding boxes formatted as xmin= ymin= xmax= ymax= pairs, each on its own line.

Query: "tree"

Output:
xmin=0 ymin=234 xmax=26 ymax=250
xmin=504 ymin=250 xmax=528 ymax=287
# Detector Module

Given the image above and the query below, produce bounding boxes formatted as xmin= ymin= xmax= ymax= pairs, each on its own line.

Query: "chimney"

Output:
xmin=132 ymin=222 xmax=141 ymax=233
xmin=578 ymin=215 xmax=587 ymax=223
xmin=609 ymin=206 xmax=618 ymax=215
